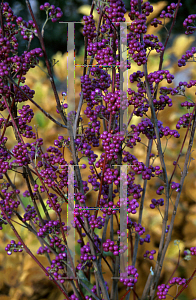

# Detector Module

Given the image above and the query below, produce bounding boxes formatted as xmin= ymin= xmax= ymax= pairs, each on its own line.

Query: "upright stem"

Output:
xmin=158 ymin=0 xmax=182 ymax=72
xmin=148 ymin=110 xmax=196 ymax=299
xmin=0 ymin=204 xmax=70 ymax=300
xmin=25 ymin=0 xmax=67 ymax=127
xmin=132 ymin=139 xmax=152 ymax=266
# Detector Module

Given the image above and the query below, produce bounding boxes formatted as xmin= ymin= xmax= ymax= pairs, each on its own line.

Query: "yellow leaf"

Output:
xmin=147 ymin=18 xmax=170 ymax=35
xmin=52 ymin=51 xmax=67 ymax=81
xmin=124 ymin=12 xmax=131 ymax=23
xmin=78 ymin=5 xmax=99 ymax=22
xmin=167 ymin=240 xmax=184 ymax=259
xmin=0 ymin=271 xmax=5 ymax=290
xmin=0 ymin=296 xmax=11 ymax=300
xmin=4 ymin=267 xmax=19 ymax=287
xmin=147 ymin=1 xmax=168 ymax=23
xmin=78 ymin=4 xmax=91 ymax=15
xmin=171 ymin=35 xmax=195 ymax=57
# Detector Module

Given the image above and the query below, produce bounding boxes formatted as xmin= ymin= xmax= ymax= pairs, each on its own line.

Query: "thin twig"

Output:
xmin=0 ymin=204 xmax=70 ymax=300
xmin=25 ymin=0 xmax=67 ymax=127
xmin=6 ymin=75 xmax=67 ymax=129
xmin=79 ymin=281 xmax=101 ymax=300
xmin=73 ymin=6 xmax=103 ymax=139
xmin=149 ymin=110 xmax=196 ymax=299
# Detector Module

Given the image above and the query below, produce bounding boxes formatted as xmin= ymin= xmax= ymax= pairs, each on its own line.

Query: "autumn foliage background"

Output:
xmin=0 ymin=1 xmax=196 ymax=299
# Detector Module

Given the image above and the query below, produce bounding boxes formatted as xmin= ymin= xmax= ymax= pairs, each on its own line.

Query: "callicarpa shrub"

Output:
xmin=0 ymin=0 xmax=196 ymax=299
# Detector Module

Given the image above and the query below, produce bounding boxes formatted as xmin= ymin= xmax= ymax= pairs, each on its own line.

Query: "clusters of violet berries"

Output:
xmin=0 ymin=1 xmax=196 ymax=299
xmin=102 ymin=239 xmax=128 ymax=256
xmin=189 ymin=247 xmax=196 ymax=255
xmin=159 ymin=3 xmax=182 ymax=19
xmin=120 ymin=265 xmax=139 ymax=288
xmin=5 ymin=240 xmax=24 ymax=255
xmin=40 ymin=2 xmax=63 ymax=22
xmin=170 ymin=181 xmax=180 ymax=192
xmin=183 ymin=14 xmax=196 ymax=35
xmin=178 ymin=47 xmax=196 ymax=67
xmin=143 ymin=249 xmax=156 ymax=260
xmin=157 ymin=277 xmax=187 ymax=300
xmin=150 ymin=198 xmax=164 ymax=209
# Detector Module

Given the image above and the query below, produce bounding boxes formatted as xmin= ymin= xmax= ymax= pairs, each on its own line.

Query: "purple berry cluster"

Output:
xmin=190 ymin=246 xmax=196 ymax=255
xmin=14 ymin=85 xmax=35 ymax=101
xmin=183 ymin=14 xmax=196 ymax=35
xmin=127 ymin=221 xmax=146 ymax=236
xmin=90 ymin=67 xmax=112 ymax=91
xmin=83 ymin=15 xmax=96 ymax=42
xmin=45 ymin=253 xmax=67 ymax=283
xmin=2 ymin=2 xmax=16 ymax=22
xmin=127 ymin=198 xmax=139 ymax=214
xmin=143 ymin=249 xmax=156 ymax=260
xmin=165 ymin=225 xmax=170 ymax=233
xmin=144 ymin=34 xmax=164 ymax=53
xmin=37 ymin=220 xmax=69 ymax=237
xmin=103 ymin=239 xmax=127 ymax=256
xmin=156 ymin=185 xmax=164 ymax=195
xmin=150 ymin=198 xmax=164 ymax=209
xmin=16 ymin=17 xmax=37 ymax=40
xmin=170 ymin=181 xmax=180 ymax=192
xmin=151 ymin=18 xmax=162 ymax=28
xmin=48 ymin=236 xmax=66 ymax=253
xmin=147 ymin=70 xmax=174 ymax=85
xmin=181 ymin=101 xmax=195 ymax=109
xmin=40 ymin=2 xmax=63 ymax=22
xmin=132 ymin=118 xmax=179 ymax=140
xmin=130 ymin=160 xmax=155 ymax=180
xmin=99 ymin=131 xmax=124 ymax=162
xmin=99 ymin=197 xmax=118 ymax=216
xmin=1 ymin=1 xmax=196 ymax=299
xmin=5 ymin=240 xmax=24 ymax=255
xmin=158 ymin=276 xmax=188 ymax=299
xmin=139 ymin=234 xmax=150 ymax=245
xmin=169 ymin=277 xmax=187 ymax=285
xmin=88 ymin=215 xmax=105 ymax=229
xmin=157 ymin=284 xmax=170 ymax=299
xmin=155 ymin=166 xmax=163 ymax=176
xmin=160 ymin=3 xmax=182 ymax=19
xmin=120 ymin=265 xmax=139 ymax=288
xmin=86 ymin=282 xmax=108 ymax=300
xmin=95 ymin=46 xmax=116 ymax=67
xmin=104 ymin=0 xmax=126 ymax=24
xmin=46 ymin=193 xmax=62 ymax=212
xmin=178 ymin=47 xmax=196 ymax=67
xmin=0 ymin=185 xmax=20 ymax=218
xmin=104 ymin=90 xmax=128 ymax=113
xmin=127 ymin=1 xmax=153 ymax=65
xmin=0 ymin=140 xmax=11 ymax=176
xmin=23 ymin=205 xmax=37 ymax=222
xmin=153 ymin=94 xmax=173 ymax=111
xmin=69 ymin=295 xmax=79 ymax=300
xmin=77 ymin=235 xmax=101 ymax=269
xmin=79 ymin=242 xmax=97 ymax=266
xmin=176 ymin=113 xmax=194 ymax=129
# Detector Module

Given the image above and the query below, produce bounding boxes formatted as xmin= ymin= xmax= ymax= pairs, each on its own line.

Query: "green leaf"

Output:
xmin=35 ymin=111 xmax=48 ymax=128
xmin=76 ymin=244 xmax=81 ymax=255
xmin=20 ymin=195 xmax=31 ymax=208
xmin=77 ymin=270 xmax=94 ymax=296
xmin=78 ymin=270 xmax=88 ymax=281
xmin=103 ymin=251 xmax=115 ymax=257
